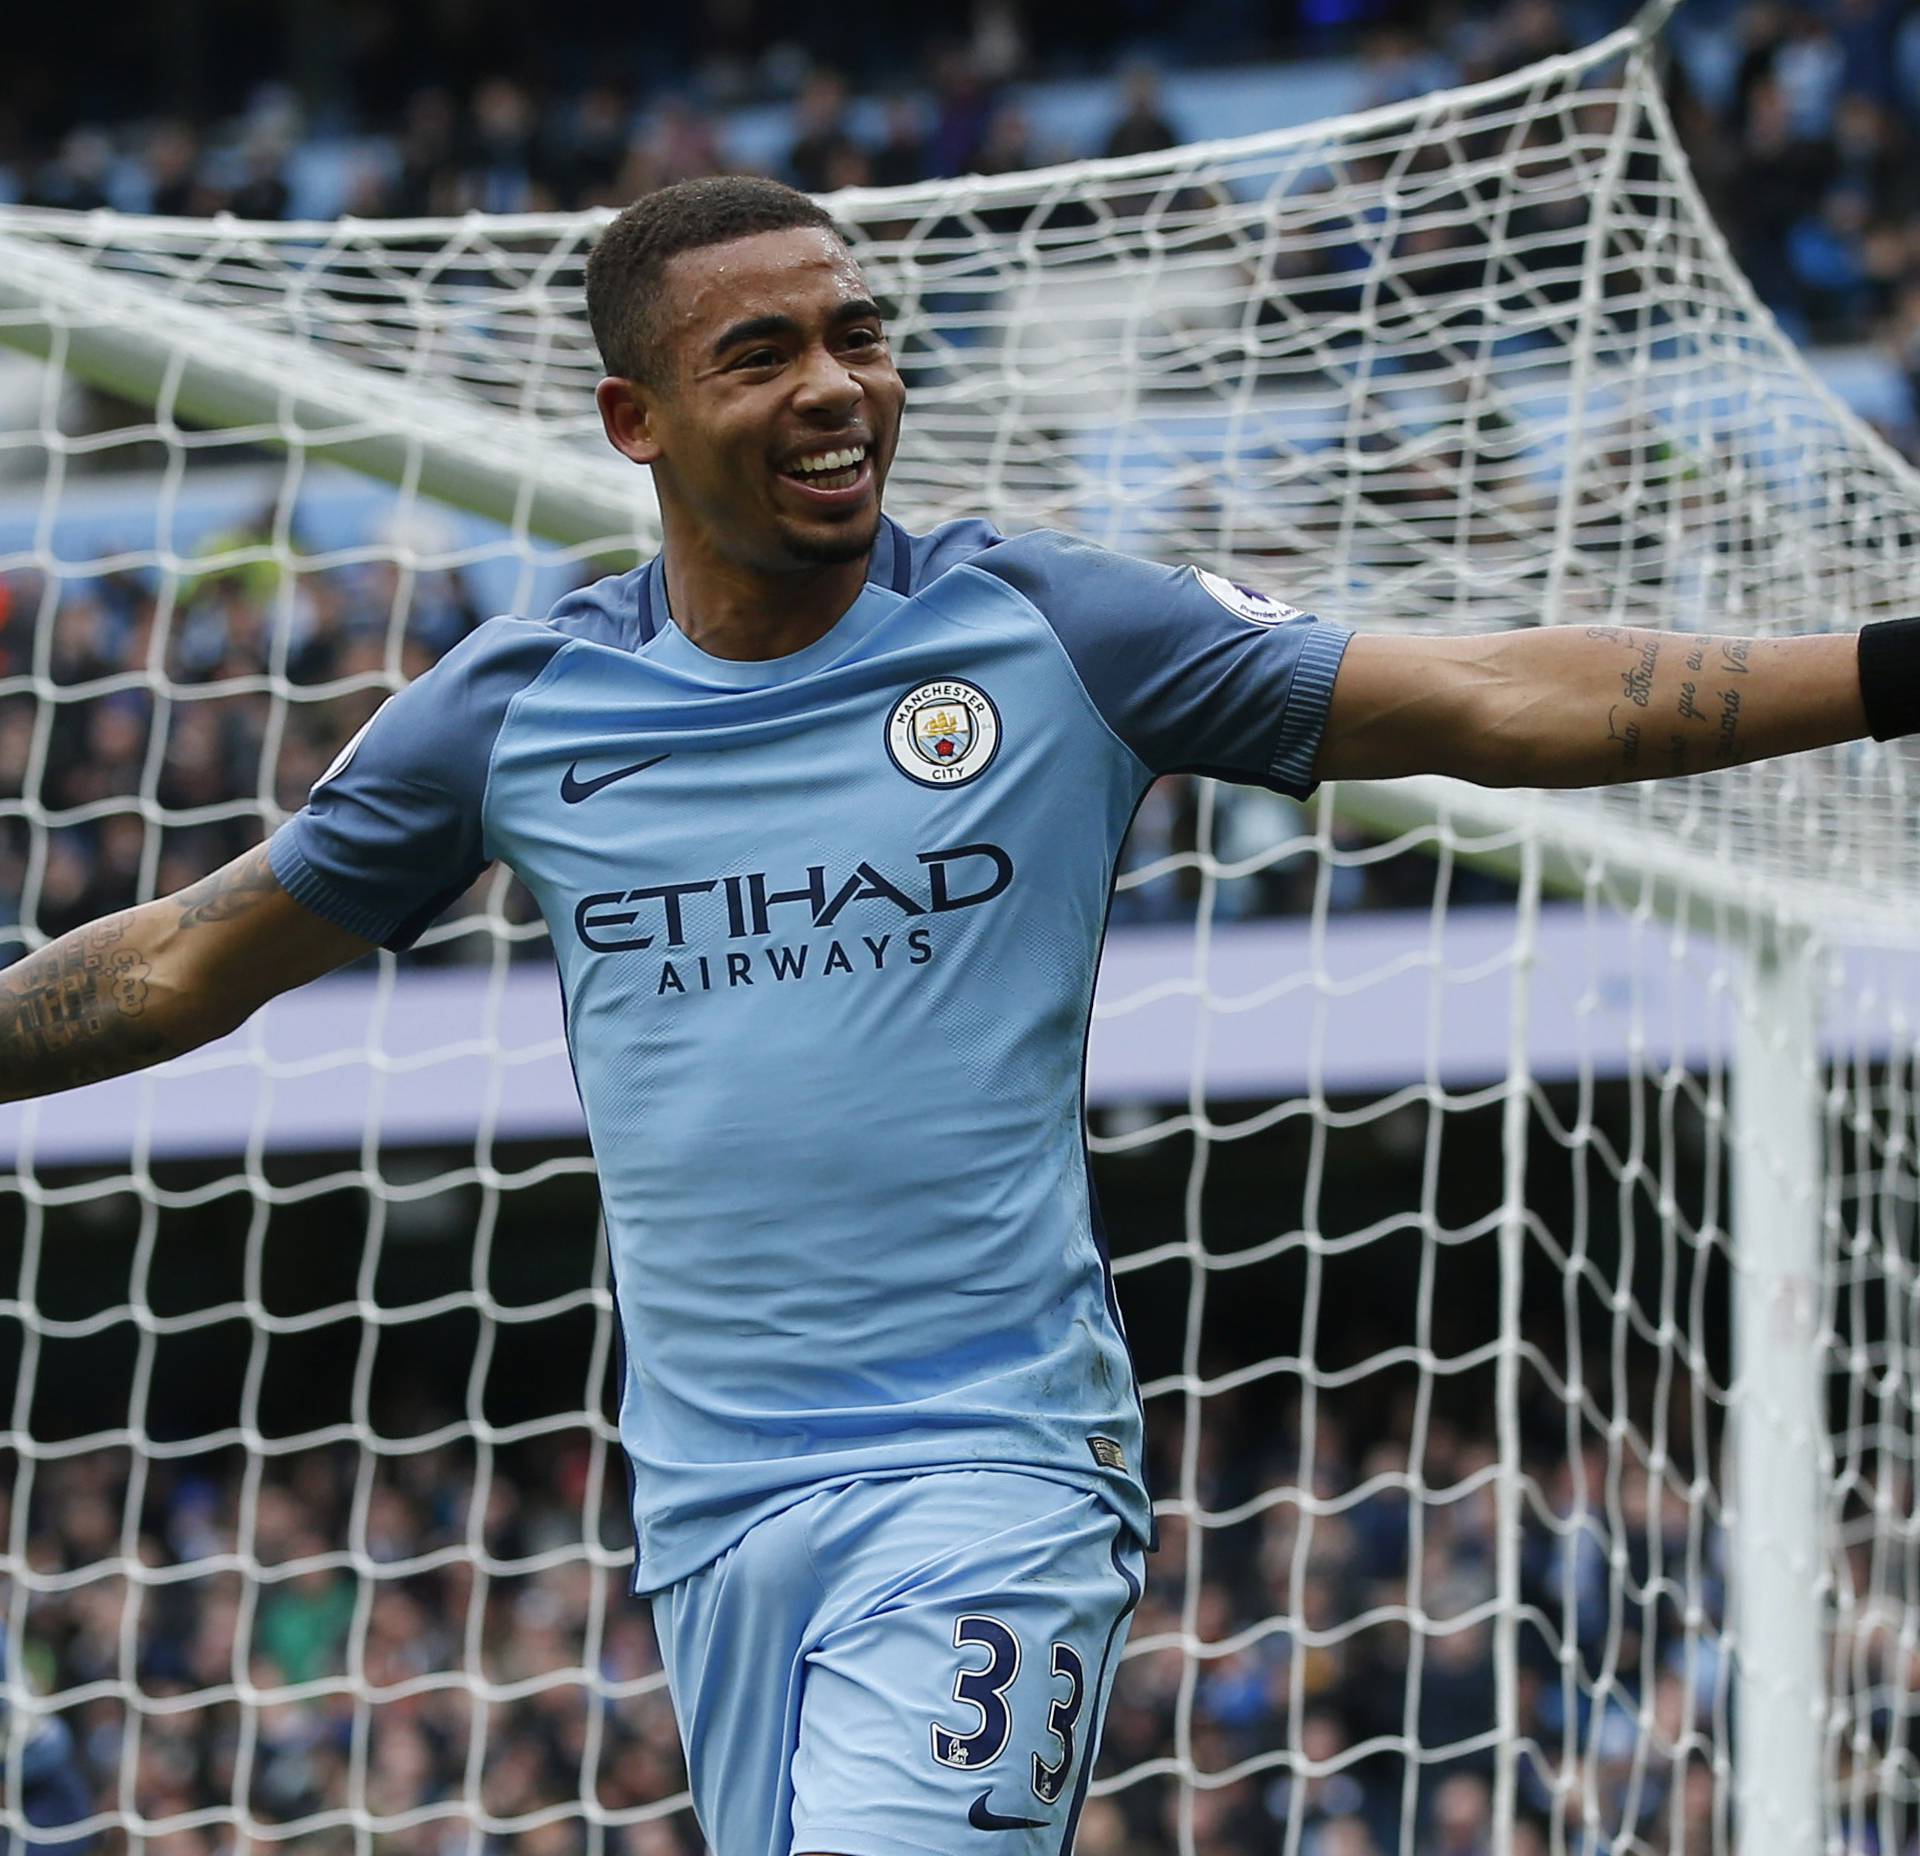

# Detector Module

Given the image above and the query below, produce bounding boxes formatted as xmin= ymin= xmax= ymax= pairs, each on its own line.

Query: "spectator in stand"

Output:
xmin=24 ymin=128 xmax=112 ymax=212
xmin=819 ymin=141 xmax=874 ymax=191
xmin=465 ymin=76 xmax=540 ymax=215
xmin=1316 ymin=1821 xmax=1387 ymax=1856
xmin=927 ymin=45 xmax=996 ymax=177
xmin=972 ymin=101 xmax=1048 ymax=177
xmin=787 ymin=68 xmax=859 ymax=193
xmin=1788 ymin=184 xmax=1879 ymax=337
xmin=1888 ymin=278 xmax=1920 ymax=432
xmin=1262 ymin=1711 xmax=1383 ymax=1850
xmin=1832 ymin=0 xmax=1899 ymax=101
xmin=870 ymin=94 xmax=930 ymax=188
xmin=144 ymin=121 xmax=211 ymax=217
xmin=625 ymin=96 xmax=731 ymax=194
xmin=228 ymin=128 xmax=292 ymax=221
xmin=1729 ymin=75 xmax=1834 ymax=314
xmin=1829 ymin=90 xmax=1894 ymax=199
xmin=539 ymin=81 xmax=633 ymax=209
xmin=1422 ymin=1773 xmax=1494 ymax=1856
xmin=1356 ymin=27 xmax=1454 ymax=109
xmin=1478 ymin=0 xmax=1571 ymax=79
xmin=389 ymin=87 xmax=461 ymax=218
xmin=1101 ymin=63 xmax=1179 ymax=161
xmin=1774 ymin=6 xmax=1847 ymax=140
xmin=1730 ymin=0 xmax=1794 ymax=130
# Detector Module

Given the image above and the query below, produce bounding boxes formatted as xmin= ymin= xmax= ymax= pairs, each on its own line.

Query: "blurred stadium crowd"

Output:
xmin=9 ymin=1397 xmax=1749 ymax=1856
xmin=0 ymin=549 xmax=490 ymax=951
xmin=10 ymin=0 xmax=1920 ymax=363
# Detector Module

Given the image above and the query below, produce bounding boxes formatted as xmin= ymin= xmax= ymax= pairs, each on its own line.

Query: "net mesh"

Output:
xmin=0 ymin=13 xmax=1915 ymax=1855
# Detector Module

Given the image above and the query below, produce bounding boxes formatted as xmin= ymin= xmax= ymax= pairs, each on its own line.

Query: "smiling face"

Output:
xmin=597 ymin=226 xmax=905 ymax=574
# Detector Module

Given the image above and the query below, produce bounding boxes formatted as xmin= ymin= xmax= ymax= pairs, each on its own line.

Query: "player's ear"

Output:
xmin=595 ymin=377 xmax=664 ymax=467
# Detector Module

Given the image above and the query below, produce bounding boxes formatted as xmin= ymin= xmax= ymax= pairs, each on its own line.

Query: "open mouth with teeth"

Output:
xmin=782 ymin=443 xmax=868 ymax=494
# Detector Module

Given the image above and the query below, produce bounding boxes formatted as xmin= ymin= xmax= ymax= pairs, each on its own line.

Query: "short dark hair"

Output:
xmin=586 ymin=177 xmax=843 ymax=385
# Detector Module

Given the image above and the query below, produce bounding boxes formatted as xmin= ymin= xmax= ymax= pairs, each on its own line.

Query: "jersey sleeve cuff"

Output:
xmin=268 ymin=821 xmax=406 ymax=947
xmin=1268 ymin=622 xmax=1354 ymax=797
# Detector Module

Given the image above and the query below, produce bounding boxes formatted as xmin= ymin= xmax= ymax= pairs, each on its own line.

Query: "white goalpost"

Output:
xmin=1 ymin=2 xmax=1917 ymax=1851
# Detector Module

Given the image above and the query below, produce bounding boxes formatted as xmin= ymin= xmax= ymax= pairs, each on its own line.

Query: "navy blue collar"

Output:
xmin=637 ymin=515 xmax=913 ymax=644
xmin=871 ymin=515 xmax=915 ymax=595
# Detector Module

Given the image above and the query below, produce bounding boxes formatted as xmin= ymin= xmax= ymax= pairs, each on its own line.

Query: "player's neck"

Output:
xmin=660 ymin=531 xmax=871 ymax=663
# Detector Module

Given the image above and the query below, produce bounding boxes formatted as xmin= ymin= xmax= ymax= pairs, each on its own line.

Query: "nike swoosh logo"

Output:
xmin=968 ymin=1792 xmax=1046 ymax=1832
xmin=559 ymin=753 xmax=670 ymax=804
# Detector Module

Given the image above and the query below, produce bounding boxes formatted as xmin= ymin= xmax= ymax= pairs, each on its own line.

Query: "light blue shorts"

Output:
xmin=650 ymin=1470 xmax=1145 ymax=1856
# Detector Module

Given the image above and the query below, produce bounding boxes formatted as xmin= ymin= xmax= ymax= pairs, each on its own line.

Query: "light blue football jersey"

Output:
xmin=268 ymin=519 xmax=1352 ymax=1593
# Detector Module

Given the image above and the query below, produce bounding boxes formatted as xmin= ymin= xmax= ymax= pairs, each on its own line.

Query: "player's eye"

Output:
xmin=733 ymin=348 xmax=782 ymax=371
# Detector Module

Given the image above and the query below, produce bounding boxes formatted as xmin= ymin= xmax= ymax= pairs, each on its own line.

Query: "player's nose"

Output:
xmin=790 ymin=342 xmax=863 ymax=421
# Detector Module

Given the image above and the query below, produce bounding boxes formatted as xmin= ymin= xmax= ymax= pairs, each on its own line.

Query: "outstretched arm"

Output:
xmin=1315 ymin=626 xmax=1867 ymax=788
xmin=0 ymin=843 xmax=376 ymax=1104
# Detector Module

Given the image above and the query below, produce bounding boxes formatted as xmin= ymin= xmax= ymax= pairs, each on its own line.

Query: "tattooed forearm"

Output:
xmin=1664 ymin=635 xmax=1749 ymax=771
xmin=0 ymin=849 xmax=278 ymax=1100
xmin=1485 ymin=625 xmax=1859 ymax=788
xmin=0 ymin=915 xmax=174 ymax=1100
xmin=0 ymin=844 xmax=368 ymax=1105
xmin=1578 ymin=628 xmax=1856 ymax=785
xmin=1605 ymin=704 xmax=1642 ymax=769
xmin=1617 ymin=634 xmax=1659 ymax=710
xmin=174 ymin=844 xmax=283 ymax=928
xmin=1317 ymin=623 xmax=1866 ymax=788
xmin=1715 ymin=684 xmax=1743 ymax=761
xmin=1603 ymin=635 xmax=1660 ymax=769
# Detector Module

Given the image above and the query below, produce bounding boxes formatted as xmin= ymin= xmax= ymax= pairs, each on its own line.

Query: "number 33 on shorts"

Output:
xmin=931 ymin=1615 xmax=1088 ymax=1808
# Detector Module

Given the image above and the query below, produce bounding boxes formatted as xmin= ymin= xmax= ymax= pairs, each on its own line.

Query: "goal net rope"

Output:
xmin=0 ymin=3 xmax=1915 ymax=1851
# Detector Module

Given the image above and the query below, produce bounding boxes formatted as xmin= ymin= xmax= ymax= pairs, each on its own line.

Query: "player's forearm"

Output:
xmin=1456 ymin=626 xmax=1866 ymax=788
xmin=0 ymin=843 xmax=364 ymax=1106
xmin=0 ymin=908 xmax=207 ymax=1103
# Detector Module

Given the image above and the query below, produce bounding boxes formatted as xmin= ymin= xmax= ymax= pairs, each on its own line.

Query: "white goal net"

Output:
xmin=1 ymin=5 xmax=1918 ymax=1853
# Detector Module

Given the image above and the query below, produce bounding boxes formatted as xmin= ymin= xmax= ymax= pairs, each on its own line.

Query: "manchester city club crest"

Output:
xmin=885 ymin=678 xmax=1001 ymax=787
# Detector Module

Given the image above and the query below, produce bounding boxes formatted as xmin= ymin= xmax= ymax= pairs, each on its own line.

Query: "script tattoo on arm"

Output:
xmin=0 ymin=843 xmax=283 ymax=1101
xmin=1370 ymin=623 xmax=1866 ymax=789
xmin=1605 ymin=704 xmax=1642 ymax=770
xmin=1598 ymin=632 xmax=1660 ymax=771
xmin=0 ymin=915 xmax=161 ymax=1095
xmin=1591 ymin=630 xmax=1766 ymax=781
xmin=1664 ymin=636 xmax=1752 ymax=775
